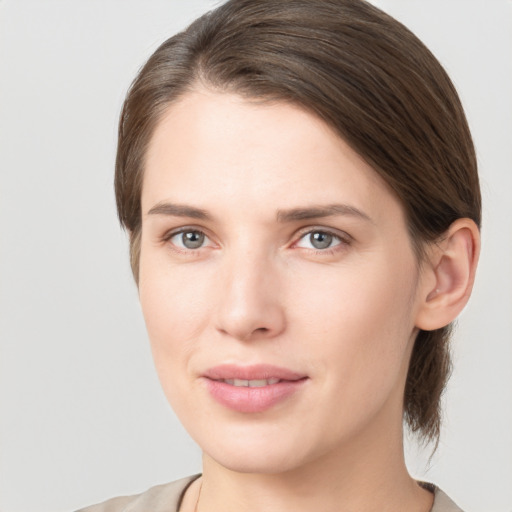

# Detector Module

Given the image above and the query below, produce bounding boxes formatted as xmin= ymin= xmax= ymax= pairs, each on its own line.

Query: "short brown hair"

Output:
xmin=115 ymin=0 xmax=481 ymax=444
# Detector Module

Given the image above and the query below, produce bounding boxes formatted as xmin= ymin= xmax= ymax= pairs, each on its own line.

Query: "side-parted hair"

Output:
xmin=115 ymin=0 xmax=481 ymax=444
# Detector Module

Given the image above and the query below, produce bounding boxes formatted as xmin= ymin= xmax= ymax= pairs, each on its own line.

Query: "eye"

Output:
xmin=168 ymin=229 xmax=211 ymax=250
xmin=295 ymin=230 xmax=345 ymax=250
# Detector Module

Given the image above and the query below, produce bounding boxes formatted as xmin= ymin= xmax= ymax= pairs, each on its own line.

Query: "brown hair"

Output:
xmin=115 ymin=0 xmax=481 ymax=444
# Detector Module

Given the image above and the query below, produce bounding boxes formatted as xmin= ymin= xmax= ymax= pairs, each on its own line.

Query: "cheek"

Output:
xmin=288 ymin=258 xmax=418 ymax=383
xmin=138 ymin=263 xmax=213 ymax=417
xmin=138 ymin=249 xmax=215 ymax=373
xmin=286 ymin=265 xmax=418 ymax=443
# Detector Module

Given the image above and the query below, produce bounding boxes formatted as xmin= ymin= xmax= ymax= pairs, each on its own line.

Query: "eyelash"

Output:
xmin=162 ymin=227 xmax=215 ymax=254
xmin=292 ymin=227 xmax=352 ymax=255
xmin=162 ymin=226 xmax=352 ymax=256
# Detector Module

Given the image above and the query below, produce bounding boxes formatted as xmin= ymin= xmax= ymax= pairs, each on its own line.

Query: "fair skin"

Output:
xmin=138 ymin=88 xmax=479 ymax=512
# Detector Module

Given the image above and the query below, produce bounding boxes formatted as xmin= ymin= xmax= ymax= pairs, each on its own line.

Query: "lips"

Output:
xmin=202 ymin=364 xmax=308 ymax=413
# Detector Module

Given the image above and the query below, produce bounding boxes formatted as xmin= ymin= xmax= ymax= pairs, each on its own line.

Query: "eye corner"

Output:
xmin=162 ymin=227 xmax=217 ymax=253
xmin=292 ymin=227 xmax=353 ymax=253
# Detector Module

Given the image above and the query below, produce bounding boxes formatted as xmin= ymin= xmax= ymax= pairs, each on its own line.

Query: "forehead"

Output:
xmin=142 ymin=88 xmax=402 ymax=223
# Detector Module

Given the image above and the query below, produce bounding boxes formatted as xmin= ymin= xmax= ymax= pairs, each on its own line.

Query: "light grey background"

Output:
xmin=0 ymin=1 xmax=510 ymax=511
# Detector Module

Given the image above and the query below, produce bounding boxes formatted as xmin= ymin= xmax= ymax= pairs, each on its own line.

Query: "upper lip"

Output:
xmin=203 ymin=364 xmax=307 ymax=381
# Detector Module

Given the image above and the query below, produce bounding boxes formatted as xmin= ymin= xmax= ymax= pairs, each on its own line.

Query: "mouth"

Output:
xmin=203 ymin=363 xmax=306 ymax=382
xmin=220 ymin=378 xmax=281 ymax=387
xmin=202 ymin=364 xmax=308 ymax=413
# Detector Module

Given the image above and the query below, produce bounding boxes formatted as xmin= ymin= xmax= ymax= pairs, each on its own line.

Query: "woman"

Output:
xmin=78 ymin=0 xmax=480 ymax=510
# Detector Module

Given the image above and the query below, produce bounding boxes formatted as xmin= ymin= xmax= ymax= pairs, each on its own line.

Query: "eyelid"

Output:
xmin=294 ymin=225 xmax=353 ymax=243
xmin=163 ymin=225 xmax=204 ymax=240
xmin=291 ymin=226 xmax=353 ymax=251
xmin=160 ymin=224 xmax=352 ymax=253
xmin=162 ymin=226 xmax=217 ymax=251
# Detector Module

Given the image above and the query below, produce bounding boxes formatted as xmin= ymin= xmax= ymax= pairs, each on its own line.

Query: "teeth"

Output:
xmin=223 ymin=378 xmax=281 ymax=387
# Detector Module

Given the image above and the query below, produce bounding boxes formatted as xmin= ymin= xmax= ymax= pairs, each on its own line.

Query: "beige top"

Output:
xmin=75 ymin=475 xmax=463 ymax=512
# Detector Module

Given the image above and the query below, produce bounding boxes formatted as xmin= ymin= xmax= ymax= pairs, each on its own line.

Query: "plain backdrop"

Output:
xmin=0 ymin=1 xmax=511 ymax=511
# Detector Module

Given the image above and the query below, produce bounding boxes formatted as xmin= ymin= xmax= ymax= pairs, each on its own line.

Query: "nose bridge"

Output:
xmin=215 ymin=241 xmax=285 ymax=341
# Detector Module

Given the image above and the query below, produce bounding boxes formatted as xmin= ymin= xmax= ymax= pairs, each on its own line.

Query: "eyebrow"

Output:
xmin=147 ymin=202 xmax=372 ymax=224
xmin=276 ymin=204 xmax=373 ymax=223
xmin=147 ymin=202 xmax=211 ymax=220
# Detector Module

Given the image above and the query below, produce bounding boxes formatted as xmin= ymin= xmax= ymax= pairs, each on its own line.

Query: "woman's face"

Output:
xmin=139 ymin=89 xmax=429 ymax=474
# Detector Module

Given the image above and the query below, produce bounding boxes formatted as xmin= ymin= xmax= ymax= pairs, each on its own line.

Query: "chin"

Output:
xmin=195 ymin=419 xmax=335 ymax=476
xmin=205 ymin=442 xmax=310 ymax=475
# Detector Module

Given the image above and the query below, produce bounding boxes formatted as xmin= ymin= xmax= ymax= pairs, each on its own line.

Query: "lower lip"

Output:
xmin=203 ymin=378 xmax=307 ymax=413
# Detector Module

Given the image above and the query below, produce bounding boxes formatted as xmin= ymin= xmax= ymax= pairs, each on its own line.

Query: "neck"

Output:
xmin=193 ymin=420 xmax=433 ymax=512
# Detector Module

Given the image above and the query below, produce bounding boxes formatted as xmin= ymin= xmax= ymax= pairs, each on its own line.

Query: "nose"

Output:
xmin=214 ymin=249 xmax=286 ymax=342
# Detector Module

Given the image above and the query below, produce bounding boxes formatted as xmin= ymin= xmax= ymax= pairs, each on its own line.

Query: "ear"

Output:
xmin=415 ymin=218 xmax=480 ymax=331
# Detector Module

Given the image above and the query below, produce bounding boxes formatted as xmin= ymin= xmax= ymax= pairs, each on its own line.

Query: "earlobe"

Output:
xmin=415 ymin=218 xmax=480 ymax=331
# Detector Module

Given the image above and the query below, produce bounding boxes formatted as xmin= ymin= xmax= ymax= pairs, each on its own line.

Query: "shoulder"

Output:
xmin=75 ymin=475 xmax=200 ymax=512
xmin=431 ymin=486 xmax=464 ymax=512
xmin=75 ymin=476 xmax=463 ymax=512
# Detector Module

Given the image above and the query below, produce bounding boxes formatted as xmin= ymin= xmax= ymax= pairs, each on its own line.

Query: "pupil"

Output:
xmin=310 ymin=232 xmax=332 ymax=249
xmin=183 ymin=231 xmax=204 ymax=249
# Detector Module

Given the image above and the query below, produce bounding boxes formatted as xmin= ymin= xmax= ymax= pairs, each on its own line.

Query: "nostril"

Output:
xmin=240 ymin=326 xmax=270 ymax=341
xmin=214 ymin=291 xmax=286 ymax=341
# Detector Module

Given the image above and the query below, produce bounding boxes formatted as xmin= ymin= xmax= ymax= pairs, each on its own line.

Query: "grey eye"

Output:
xmin=295 ymin=230 xmax=342 ymax=250
xmin=309 ymin=231 xmax=333 ymax=249
xmin=171 ymin=230 xmax=207 ymax=249
xmin=182 ymin=231 xmax=205 ymax=249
